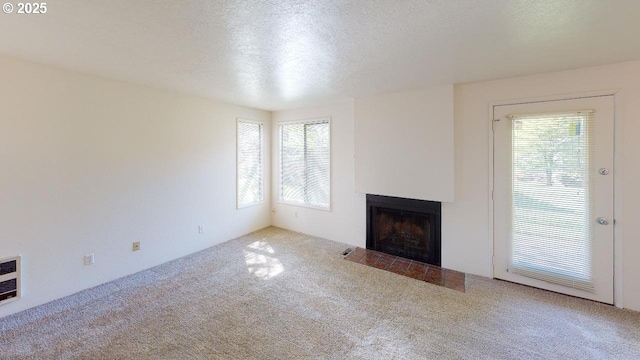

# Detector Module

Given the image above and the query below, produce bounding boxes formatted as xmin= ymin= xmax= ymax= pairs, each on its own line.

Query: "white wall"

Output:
xmin=0 ymin=56 xmax=271 ymax=317
xmin=271 ymin=102 xmax=366 ymax=247
xmin=354 ymin=85 xmax=454 ymax=202
xmin=447 ymin=60 xmax=640 ymax=311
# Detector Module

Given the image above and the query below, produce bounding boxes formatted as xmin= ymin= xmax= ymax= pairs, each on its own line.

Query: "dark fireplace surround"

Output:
xmin=366 ymin=194 xmax=441 ymax=266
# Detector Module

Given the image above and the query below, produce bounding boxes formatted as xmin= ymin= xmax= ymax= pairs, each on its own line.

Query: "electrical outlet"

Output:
xmin=294 ymin=211 xmax=298 ymax=218
xmin=132 ymin=241 xmax=141 ymax=251
xmin=198 ymin=225 xmax=204 ymax=234
xmin=84 ymin=253 xmax=95 ymax=266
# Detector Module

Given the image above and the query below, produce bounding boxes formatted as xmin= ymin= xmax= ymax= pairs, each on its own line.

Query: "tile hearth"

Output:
xmin=344 ymin=247 xmax=465 ymax=292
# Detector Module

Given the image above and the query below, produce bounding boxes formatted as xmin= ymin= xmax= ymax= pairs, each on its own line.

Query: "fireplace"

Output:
xmin=366 ymin=194 xmax=441 ymax=266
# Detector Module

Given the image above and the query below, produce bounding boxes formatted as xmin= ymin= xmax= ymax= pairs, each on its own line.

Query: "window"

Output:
xmin=237 ymin=119 xmax=264 ymax=208
xmin=508 ymin=111 xmax=594 ymax=290
xmin=279 ymin=118 xmax=330 ymax=210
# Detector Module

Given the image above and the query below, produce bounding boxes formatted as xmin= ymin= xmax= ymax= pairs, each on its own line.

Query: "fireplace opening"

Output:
xmin=366 ymin=194 xmax=441 ymax=266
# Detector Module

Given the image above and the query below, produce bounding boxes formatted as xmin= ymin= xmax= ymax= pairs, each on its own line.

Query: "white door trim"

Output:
xmin=488 ymin=89 xmax=622 ymax=307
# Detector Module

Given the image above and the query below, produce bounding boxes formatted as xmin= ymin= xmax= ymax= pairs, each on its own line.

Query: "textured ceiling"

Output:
xmin=1 ymin=0 xmax=639 ymax=110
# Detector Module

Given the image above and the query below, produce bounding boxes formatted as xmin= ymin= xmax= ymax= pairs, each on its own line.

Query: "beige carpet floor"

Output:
xmin=1 ymin=227 xmax=639 ymax=359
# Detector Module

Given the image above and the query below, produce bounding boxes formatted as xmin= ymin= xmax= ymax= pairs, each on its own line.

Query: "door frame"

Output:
xmin=488 ymin=89 xmax=623 ymax=307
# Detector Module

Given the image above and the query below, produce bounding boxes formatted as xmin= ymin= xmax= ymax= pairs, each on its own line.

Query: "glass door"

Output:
xmin=493 ymin=96 xmax=614 ymax=303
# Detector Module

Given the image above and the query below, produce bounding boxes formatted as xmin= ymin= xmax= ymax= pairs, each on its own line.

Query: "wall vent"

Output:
xmin=0 ymin=256 xmax=20 ymax=305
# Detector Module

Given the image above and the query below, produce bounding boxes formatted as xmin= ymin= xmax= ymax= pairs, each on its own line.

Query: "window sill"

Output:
xmin=278 ymin=200 xmax=331 ymax=212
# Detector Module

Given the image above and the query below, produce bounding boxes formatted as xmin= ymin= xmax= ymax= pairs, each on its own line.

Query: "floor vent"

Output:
xmin=0 ymin=256 xmax=20 ymax=305
xmin=342 ymin=248 xmax=353 ymax=256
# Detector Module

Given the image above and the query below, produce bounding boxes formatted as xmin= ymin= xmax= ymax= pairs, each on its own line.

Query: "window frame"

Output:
xmin=278 ymin=117 xmax=331 ymax=211
xmin=236 ymin=118 xmax=265 ymax=209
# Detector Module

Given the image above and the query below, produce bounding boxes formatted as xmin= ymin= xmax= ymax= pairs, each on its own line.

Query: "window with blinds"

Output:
xmin=508 ymin=110 xmax=594 ymax=292
xmin=237 ymin=119 xmax=264 ymax=208
xmin=279 ymin=118 xmax=330 ymax=210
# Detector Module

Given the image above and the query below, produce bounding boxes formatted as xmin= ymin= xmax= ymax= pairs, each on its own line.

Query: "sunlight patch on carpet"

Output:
xmin=244 ymin=241 xmax=284 ymax=280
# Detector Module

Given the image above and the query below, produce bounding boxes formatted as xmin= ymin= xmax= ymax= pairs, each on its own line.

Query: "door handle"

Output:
xmin=597 ymin=217 xmax=609 ymax=225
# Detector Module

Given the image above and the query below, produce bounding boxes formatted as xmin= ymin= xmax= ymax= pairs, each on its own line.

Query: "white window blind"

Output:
xmin=237 ymin=120 xmax=263 ymax=208
xmin=279 ymin=119 xmax=330 ymax=210
xmin=508 ymin=110 xmax=594 ymax=292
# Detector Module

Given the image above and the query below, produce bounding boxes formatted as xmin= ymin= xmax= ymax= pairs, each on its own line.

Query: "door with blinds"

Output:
xmin=493 ymin=95 xmax=614 ymax=304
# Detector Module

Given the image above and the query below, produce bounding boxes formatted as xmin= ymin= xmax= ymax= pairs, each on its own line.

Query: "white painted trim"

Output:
xmin=236 ymin=118 xmax=265 ymax=209
xmin=277 ymin=117 xmax=332 ymax=212
xmin=279 ymin=200 xmax=331 ymax=212
xmin=488 ymin=103 xmax=495 ymax=278
xmin=489 ymin=89 xmax=622 ymax=306
xmin=613 ymin=91 xmax=623 ymax=308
